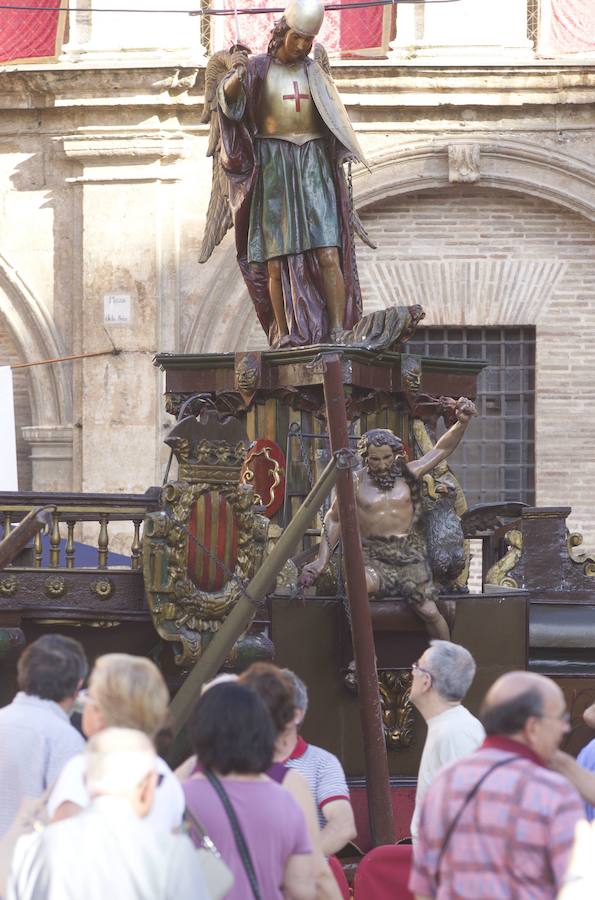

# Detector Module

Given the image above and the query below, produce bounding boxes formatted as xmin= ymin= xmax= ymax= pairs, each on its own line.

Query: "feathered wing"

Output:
xmin=314 ymin=42 xmax=331 ymax=75
xmin=313 ymin=44 xmax=377 ymax=250
xmin=199 ymin=50 xmax=234 ymax=264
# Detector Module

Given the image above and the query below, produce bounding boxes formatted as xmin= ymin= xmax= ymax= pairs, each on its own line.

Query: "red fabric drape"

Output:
xmin=0 ymin=0 xmax=64 ymax=63
xmin=538 ymin=0 xmax=595 ymax=55
xmin=210 ymin=0 xmax=389 ymax=56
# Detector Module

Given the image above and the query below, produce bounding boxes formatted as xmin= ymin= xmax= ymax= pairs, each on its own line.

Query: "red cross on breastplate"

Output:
xmin=282 ymin=81 xmax=310 ymax=112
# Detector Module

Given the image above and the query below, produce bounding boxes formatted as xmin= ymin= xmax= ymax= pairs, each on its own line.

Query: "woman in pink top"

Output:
xmin=183 ymin=683 xmax=315 ymax=900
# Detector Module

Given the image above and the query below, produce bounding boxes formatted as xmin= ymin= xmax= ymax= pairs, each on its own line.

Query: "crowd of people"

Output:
xmin=0 ymin=635 xmax=355 ymax=899
xmin=2 ymin=633 xmax=595 ymax=898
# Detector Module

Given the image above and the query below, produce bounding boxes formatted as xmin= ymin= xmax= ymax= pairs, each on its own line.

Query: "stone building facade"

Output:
xmin=2 ymin=1 xmax=595 ymax=547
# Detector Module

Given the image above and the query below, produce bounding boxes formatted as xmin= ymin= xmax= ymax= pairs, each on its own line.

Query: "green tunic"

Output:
xmin=247 ymin=137 xmax=340 ymax=264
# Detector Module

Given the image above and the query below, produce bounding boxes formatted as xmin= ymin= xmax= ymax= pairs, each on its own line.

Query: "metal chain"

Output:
xmin=289 ymin=422 xmax=346 ymax=599
xmin=168 ymin=514 xmax=259 ymax=606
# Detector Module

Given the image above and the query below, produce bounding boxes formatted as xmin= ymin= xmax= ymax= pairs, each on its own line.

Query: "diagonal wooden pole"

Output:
xmin=0 ymin=507 xmax=54 ymax=570
xmin=322 ymin=352 xmax=395 ymax=846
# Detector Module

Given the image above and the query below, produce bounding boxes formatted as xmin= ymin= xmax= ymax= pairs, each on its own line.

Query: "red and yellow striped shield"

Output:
xmin=186 ymin=492 xmax=239 ymax=592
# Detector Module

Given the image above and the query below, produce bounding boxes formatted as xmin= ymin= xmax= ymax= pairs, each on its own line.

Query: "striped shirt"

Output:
xmin=285 ymin=737 xmax=350 ymax=828
xmin=410 ymin=736 xmax=584 ymax=899
xmin=0 ymin=693 xmax=84 ymax=837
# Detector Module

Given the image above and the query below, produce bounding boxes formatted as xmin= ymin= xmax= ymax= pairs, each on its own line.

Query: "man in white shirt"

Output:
xmin=0 ymin=634 xmax=87 ymax=836
xmin=8 ymin=728 xmax=208 ymax=900
xmin=409 ymin=639 xmax=485 ymax=842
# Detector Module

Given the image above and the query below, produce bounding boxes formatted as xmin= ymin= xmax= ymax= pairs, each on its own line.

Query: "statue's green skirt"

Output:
xmin=248 ymin=137 xmax=341 ymax=264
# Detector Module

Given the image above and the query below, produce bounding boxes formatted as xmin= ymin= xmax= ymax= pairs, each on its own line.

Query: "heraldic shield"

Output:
xmin=143 ymin=412 xmax=271 ymax=665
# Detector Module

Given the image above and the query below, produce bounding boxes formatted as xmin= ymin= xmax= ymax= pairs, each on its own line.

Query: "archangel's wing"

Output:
xmin=199 ymin=50 xmax=234 ymax=265
xmin=314 ymin=42 xmax=331 ymax=75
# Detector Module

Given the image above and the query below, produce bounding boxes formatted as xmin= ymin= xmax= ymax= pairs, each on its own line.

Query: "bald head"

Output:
xmin=484 ymin=672 xmax=560 ymax=714
xmin=480 ymin=671 xmax=569 ymax=762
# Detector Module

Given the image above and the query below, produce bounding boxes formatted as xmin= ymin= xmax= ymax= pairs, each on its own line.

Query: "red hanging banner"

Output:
xmin=0 ymin=0 xmax=65 ymax=64
xmin=538 ymin=0 xmax=595 ymax=56
xmin=210 ymin=0 xmax=391 ymax=57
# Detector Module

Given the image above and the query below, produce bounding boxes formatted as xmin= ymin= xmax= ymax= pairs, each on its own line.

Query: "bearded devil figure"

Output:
xmin=199 ymin=0 xmax=371 ymax=348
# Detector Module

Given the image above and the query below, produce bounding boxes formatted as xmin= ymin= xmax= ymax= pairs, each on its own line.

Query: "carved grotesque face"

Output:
xmin=278 ymin=28 xmax=314 ymax=63
xmin=402 ymin=358 xmax=421 ymax=394
xmin=236 ymin=354 xmax=259 ymax=392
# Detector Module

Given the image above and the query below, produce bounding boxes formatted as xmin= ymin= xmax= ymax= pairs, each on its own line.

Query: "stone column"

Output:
xmin=61 ymin=130 xmax=187 ymax=495
xmin=61 ymin=0 xmax=205 ymax=64
xmin=21 ymin=425 xmax=73 ymax=492
xmin=390 ymin=0 xmax=532 ymax=62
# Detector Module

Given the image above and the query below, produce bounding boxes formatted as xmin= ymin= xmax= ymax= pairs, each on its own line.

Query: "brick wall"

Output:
xmin=356 ymin=185 xmax=595 ymax=548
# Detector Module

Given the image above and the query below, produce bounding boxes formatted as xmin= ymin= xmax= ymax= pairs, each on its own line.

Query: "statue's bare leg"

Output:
xmin=315 ymin=247 xmax=345 ymax=340
xmin=267 ymin=258 xmax=288 ymax=341
xmin=414 ymin=599 xmax=451 ymax=641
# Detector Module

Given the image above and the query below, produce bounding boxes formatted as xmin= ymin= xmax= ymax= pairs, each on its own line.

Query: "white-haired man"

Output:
xmin=7 ymin=728 xmax=209 ymax=900
xmin=409 ymin=640 xmax=485 ymax=842
xmin=282 ymin=669 xmax=356 ymax=856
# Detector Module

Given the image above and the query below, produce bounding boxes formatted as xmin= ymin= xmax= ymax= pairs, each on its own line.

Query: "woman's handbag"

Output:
xmin=183 ymin=807 xmax=234 ymax=900
xmin=205 ymin=770 xmax=263 ymax=900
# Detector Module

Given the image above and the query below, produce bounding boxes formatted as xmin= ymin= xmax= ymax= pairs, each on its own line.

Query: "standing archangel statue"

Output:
xmin=199 ymin=0 xmax=372 ymax=349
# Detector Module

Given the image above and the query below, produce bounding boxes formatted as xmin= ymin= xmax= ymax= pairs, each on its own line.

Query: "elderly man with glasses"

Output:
xmin=409 ymin=640 xmax=485 ymax=844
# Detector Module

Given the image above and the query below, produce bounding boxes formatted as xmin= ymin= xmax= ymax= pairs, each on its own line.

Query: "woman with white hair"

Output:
xmin=47 ymin=654 xmax=184 ymax=832
xmin=8 ymin=728 xmax=207 ymax=900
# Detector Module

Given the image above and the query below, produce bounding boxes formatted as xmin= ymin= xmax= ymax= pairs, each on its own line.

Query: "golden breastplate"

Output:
xmin=256 ymin=60 xmax=325 ymax=145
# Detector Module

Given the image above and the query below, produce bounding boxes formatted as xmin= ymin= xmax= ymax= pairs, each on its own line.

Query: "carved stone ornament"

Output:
xmin=0 ymin=575 xmax=18 ymax=597
xmin=401 ymin=355 xmax=422 ymax=397
xmin=235 ymin=351 xmax=262 ymax=406
xmin=344 ymin=665 xmax=415 ymax=751
xmin=567 ymin=532 xmax=595 ymax=577
xmin=378 ymin=670 xmax=415 ymax=750
xmin=143 ymin=413 xmax=270 ymax=665
xmin=91 ymin=577 xmax=115 ymax=600
xmin=448 ymin=143 xmax=480 ymax=184
xmin=485 ymin=529 xmax=523 ymax=588
xmin=44 ymin=576 xmax=66 ymax=598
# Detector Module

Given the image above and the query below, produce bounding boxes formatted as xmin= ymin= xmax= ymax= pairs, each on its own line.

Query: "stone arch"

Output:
xmin=186 ymin=137 xmax=595 ymax=352
xmin=0 ymin=252 xmax=72 ymax=425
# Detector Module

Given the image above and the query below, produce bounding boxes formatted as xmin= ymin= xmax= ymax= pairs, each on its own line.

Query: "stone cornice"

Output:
xmin=0 ymin=63 xmax=594 ymax=113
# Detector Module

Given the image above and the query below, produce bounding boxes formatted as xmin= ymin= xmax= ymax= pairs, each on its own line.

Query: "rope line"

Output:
xmin=0 ymin=0 xmax=461 ymax=14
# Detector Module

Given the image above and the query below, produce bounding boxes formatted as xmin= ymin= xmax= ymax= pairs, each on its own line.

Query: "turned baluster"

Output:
xmin=65 ymin=520 xmax=76 ymax=569
xmin=98 ymin=514 xmax=109 ymax=569
xmin=2 ymin=512 xmax=12 ymax=539
xmin=131 ymin=519 xmax=142 ymax=570
xmin=34 ymin=529 xmax=43 ymax=568
xmin=49 ymin=511 xmax=61 ymax=567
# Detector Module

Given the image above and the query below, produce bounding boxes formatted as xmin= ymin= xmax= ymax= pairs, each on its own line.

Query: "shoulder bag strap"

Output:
xmin=205 ymin=770 xmax=263 ymax=900
xmin=436 ymin=754 xmax=523 ymax=879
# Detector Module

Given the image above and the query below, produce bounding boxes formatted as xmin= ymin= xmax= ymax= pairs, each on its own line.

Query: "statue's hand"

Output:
xmin=230 ymin=49 xmax=249 ymax=79
xmin=455 ymin=397 xmax=477 ymax=424
xmin=298 ymin=559 xmax=325 ymax=589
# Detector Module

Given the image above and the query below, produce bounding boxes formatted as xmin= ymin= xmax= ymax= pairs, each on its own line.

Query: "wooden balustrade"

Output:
xmin=0 ymin=489 xmax=160 ymax=571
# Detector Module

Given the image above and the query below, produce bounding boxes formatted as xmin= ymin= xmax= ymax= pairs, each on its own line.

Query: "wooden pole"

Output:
xmin=0 ymin=507 xmax=54 ymax=570
xmin=322 ymin=353 xmax=395 ymax=846
xmin=169 ymin=456 xmax=339 ymax=736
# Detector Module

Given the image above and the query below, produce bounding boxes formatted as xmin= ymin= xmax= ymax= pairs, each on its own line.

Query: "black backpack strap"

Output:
xmin=436 ymin=754 xmax=523 ymax=878
xmin=205 ymin=770 xmax=263 ymax=900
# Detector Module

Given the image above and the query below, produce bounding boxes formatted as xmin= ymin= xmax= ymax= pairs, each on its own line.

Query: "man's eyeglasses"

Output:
xmin=535 ymin=711 xmax=571 ymax=724
xmin=411 ymin=661 xmax=433 ymax=682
